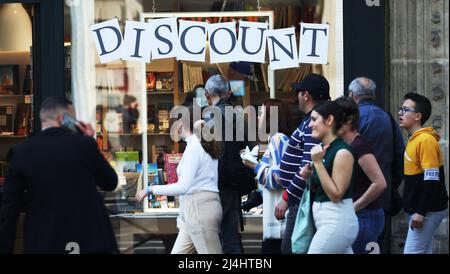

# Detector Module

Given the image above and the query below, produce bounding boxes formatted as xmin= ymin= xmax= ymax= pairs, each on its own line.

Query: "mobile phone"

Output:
xmin=62 ymin=114 xmax=83 ymax=134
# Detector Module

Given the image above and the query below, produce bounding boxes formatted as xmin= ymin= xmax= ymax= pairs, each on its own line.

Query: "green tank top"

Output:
xmin=310 ymin=137 xmax=354 ymax=203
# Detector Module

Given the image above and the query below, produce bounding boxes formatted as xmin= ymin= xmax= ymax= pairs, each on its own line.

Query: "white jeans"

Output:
xmin=308 ymin=199 xmax=359 ymax=254
xmin=171 ymin=191 xmax=223 ymax=254
xmin=404 ymin=209 xmax=448 ymax=254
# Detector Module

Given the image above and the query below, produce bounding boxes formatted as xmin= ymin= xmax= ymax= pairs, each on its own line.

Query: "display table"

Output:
xmin=112 ymin=212 xmax=263 ymax=254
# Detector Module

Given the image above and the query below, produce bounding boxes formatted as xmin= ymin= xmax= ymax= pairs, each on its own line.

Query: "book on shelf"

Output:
xmin=145 ymin=71 xmax=174 ymax=92
xmin=164 ymin=153 xmax=183 ymax=185
xmin=145 ymin=163 xmax=168 ymax=209
xmin=147 ymin=103 xmax=157 ymax=133
xmin=181 ymin=63 xmax=205 ymax=93
xmin=115 ymin=151 xmax=140 ymax=173
xmin=157 ymin=102 xmax=173 ymax=133
xmin=277 ymin=65 xmax=312 ymax=92
xmin=151 ymin=144 xmax=169 ymax=169
xmin=14 ymin=103 xmax=32 ymax=136
xmin=146 ymin=72 xmax=156 ymax=91
xmin=0 ymin=105 xmax=14 ymax=135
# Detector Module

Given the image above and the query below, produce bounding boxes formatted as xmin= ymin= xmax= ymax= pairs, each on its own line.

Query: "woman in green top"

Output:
xmin=301 ymin=101 xmax=359 ymax=254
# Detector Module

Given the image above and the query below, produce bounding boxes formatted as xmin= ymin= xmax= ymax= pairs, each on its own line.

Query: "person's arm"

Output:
xmin=312 ymin=146 xmax=354 ymax=203
xmin=289 ymin=128 xmax=320 ymax=196
xmin=392 ymin=124 xmax=405 ymax=190
xmin=0 ymin=150 xmax=26 ymax=254
xmin=415 ymin=138 xmax=443 ymax=217
xmin=90 ymin=139 xmax=118 ymax=191
xmin=354 ymin=154 xmax=387 ymax=212
xmin=254 ymin=136 xmax=284 ymax=190
xmin=152 ymin=143 xmax=201 ymax=197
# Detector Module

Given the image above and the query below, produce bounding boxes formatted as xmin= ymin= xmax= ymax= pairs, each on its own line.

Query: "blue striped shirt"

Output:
xmin=254 ymin=133 xmax=290 ymax=190
xmin=279 ymin=113 xmax=321 ymax=206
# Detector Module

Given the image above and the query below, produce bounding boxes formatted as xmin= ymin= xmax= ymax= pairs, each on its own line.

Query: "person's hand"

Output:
xmin=299 ymin=164 xmax=313 ymax=179
xmin=410 ymin=213 xmax=424 ymax=229
xmin=275 ymin=200 xmax=288 ymax=220
xmin=135 ymin=188 xmax=150 ymax=203
xmin=76 ymin=121 xmax=95 ymax=137
xmin=311 ymin=144 xmax=329 ymax=164
xmin=243 ymin=159 xmax=257 ymax=170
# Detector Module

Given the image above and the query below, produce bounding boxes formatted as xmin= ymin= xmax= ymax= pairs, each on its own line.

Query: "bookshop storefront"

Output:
xmin=0 ymin=0 xmax=388 ymax=254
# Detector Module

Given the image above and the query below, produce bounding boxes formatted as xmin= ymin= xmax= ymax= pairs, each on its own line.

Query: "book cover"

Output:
xmin=14 ymin=103 xmax=32 ymax=136
xmin=0 ymin=105 xmax=14 ymax=135
xmin=146 ymin=72 xmax=156 ymax=91
xmin=115 ymin=151 xmax=140 ymax=173
xmin=164 ymin=153 xmax=183 ymax=185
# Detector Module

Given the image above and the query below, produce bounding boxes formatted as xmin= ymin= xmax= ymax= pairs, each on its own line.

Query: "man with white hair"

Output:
xmin=203 ymin=75 xmax=253 ymax=254
xmin=349 ymin=77 xmax=405 ymax=254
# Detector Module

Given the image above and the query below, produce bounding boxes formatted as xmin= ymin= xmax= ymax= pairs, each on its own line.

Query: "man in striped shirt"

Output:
xmin=276 ymin=74 xmax=331 ymax=254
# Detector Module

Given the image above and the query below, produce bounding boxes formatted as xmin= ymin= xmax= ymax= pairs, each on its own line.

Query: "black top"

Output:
xmin=351 ymin=135 xmax=382 ymax=209
xmin=311 ymin=138 xmax=354 ymax=203
xmin=0 ymin=127 xmax=118 ymax=254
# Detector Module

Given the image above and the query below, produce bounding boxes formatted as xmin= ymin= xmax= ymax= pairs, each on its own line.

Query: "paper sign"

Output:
xmin=298 ymin=23 xmax=329 ymax=65
xmin=267 ymin=27 xmax=299 ymax=70
xmin=177 ymin=20 xmax=208 ymax=62
xmin=237 ymin=21 xmax=268 ymax=63
xmin=121 ymin=21 xmax=152 ymax=62
xmin=208 ymin=22 xmax=240 ymax=64
xmin=150 ymin=17 xmax=179 ymax=60
xmin=90 ymin=18 xmax=124 ymax=64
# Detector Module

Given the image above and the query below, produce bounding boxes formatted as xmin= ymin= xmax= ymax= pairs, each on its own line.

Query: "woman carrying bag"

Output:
xmin=292 ymin=101 xmax=359 ymax=254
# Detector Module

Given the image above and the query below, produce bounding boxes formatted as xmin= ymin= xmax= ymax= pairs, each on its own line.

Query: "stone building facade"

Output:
xmin=389 ymin=0 xmax=449 ymax=254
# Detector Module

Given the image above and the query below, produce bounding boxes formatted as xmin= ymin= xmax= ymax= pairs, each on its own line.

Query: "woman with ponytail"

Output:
xmin=136 ymin=105 xmax=223 ymax=254
xmin=300 ymin=101 xmax=359 ymax=254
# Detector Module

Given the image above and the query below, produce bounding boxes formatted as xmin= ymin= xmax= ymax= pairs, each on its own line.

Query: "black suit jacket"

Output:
xmin=0 ymin=127 xmax=119 ymax=254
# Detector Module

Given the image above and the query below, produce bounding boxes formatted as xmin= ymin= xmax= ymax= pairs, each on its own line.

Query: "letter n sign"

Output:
xmin=298 ymin=23 xmax=330 ymax=65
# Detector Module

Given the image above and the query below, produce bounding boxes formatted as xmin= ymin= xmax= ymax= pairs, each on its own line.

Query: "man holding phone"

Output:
xmin=0 ymin=97 xmax=118 ymax=254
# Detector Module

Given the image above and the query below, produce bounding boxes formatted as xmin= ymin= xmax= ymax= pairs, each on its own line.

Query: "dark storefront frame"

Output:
xmin=0 ymin=0 xmax=65 ymax=132
xmin=343 ymin=0 xmax=388 ymax=110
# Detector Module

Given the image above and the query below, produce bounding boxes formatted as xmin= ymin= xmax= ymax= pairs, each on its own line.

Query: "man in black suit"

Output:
xmin=0 ymin=97 xmax=119 ymax=254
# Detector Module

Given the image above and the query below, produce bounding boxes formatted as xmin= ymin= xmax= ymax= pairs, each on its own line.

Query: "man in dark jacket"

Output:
xmin=204 ymin=75 xmax=254 ymax=254
xmin=0 ymin=97 xmax=118 ymax=254
xmin=349 ymin=77 xmax=406 ymax=254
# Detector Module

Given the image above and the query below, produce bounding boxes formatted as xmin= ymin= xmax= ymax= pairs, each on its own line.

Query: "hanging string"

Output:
xmin=152 ymin=0 xmax=156 ymax=13
xmin=257 ymin=0 xmax=261 ymax=12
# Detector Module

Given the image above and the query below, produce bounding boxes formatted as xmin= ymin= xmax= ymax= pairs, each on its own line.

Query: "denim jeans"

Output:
xmin=219 ymin=188 xmax=243 ymax=254
xmin=281 ymin=204 xmax=299 ymax=254
xmin=404 ymin=209 xmax=448 ymax=254
xmin=352 ymin=208 xmax=385 ymax=254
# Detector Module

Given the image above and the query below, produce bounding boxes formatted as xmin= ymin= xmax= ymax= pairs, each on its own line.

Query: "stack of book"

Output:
xmin=277 ymin=65 xmax=312 ymax=92
xmin=182 ymin=63 xmax=204 ymax=93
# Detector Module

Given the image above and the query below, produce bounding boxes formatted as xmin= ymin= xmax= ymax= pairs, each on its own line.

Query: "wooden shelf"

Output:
xmin=0 ymin=135 xmax=27 ymax=138
xmin=147 ymin=91 xmax=174 ymax=95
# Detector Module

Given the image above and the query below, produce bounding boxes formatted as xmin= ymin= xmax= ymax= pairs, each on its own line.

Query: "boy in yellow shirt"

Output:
xmin=398 ymin=93 xmax=448 ymax=254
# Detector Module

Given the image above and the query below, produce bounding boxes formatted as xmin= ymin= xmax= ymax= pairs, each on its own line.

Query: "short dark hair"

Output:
xmin=313 ymin=101 xmax=344 ymax=134
xmin=404 ymin=92 xmax=432 ymax=125
xmin=40 ymin=97 xmax=73 ymax=122
xmin=335 ymin=97 xmax=359 ymax=131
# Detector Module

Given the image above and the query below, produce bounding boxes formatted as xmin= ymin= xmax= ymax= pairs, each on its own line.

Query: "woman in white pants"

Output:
xmin=136 ymin=105 xmax=223 ymax=254
xmin=302 ymin=101 xmax=359 ymax=254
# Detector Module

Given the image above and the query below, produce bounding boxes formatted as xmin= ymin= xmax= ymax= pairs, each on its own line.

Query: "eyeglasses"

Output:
xmin=398 ymin=106 xmax=417 ymax=115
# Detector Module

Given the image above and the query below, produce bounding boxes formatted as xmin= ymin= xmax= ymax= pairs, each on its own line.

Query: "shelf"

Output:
xmin=147 ymin=91 xmax=174 ymax=95
xmin=107 ymin=133 xmax=171 ymax=137
xmin=0 ymin=135 xmax=27 ymax=138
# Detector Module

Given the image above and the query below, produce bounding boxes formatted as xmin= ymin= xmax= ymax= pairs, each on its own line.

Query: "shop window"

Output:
xmin=0 ymin=3 xmax=35 ymax=188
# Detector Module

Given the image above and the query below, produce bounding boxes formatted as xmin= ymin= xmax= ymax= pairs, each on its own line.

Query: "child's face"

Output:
xmin=399 ymin=99 xmax=421 ymax=129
